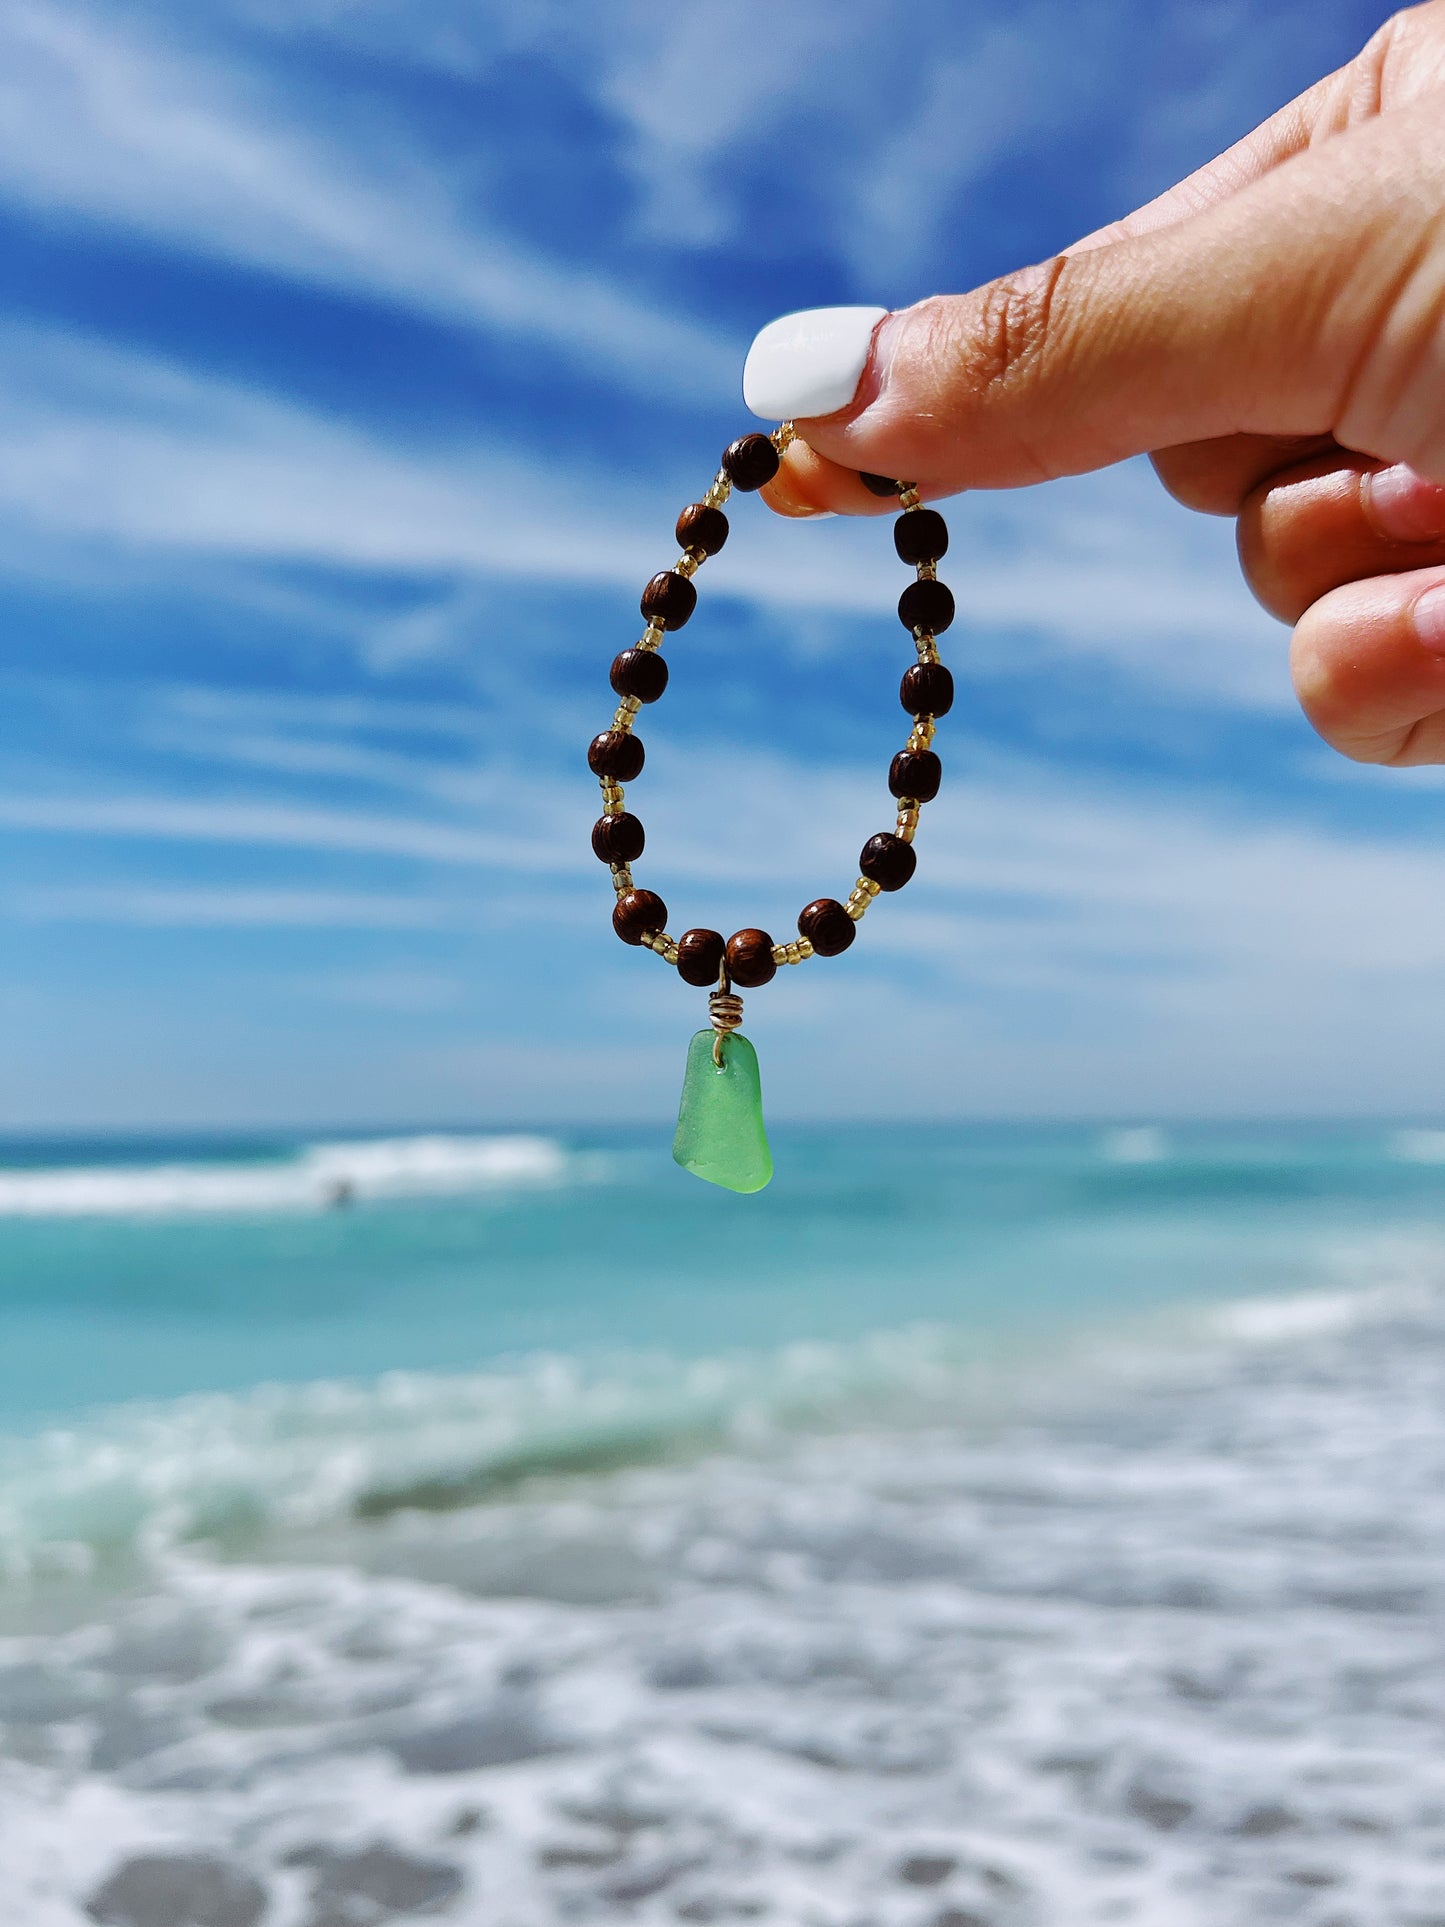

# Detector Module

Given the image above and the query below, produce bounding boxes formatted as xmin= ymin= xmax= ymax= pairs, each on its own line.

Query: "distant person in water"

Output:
xmin=749 ymin=2 xmax=1445 ymax=767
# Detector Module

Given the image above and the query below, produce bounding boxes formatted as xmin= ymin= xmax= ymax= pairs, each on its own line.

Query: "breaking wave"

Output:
xmin=0 ymin=1133 xmax=570 ymax=1218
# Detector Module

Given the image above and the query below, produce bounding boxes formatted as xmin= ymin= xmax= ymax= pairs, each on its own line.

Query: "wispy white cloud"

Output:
xmin=160 ymin=686 xmax=489 ymax=741
xmin=0 ymin=0 xmax=737 ymax=400
xmin=15 ymin=885 xmax=455 ymax=927
xmin=0 ymin=320 xmax=1285 ymax=704
xmin=0 ymin=789 xmax=553 ymax=869
xmin=0 ymin=0 xmax=1406 ymax=1129
xmin=605 ymin=742 xmax=1445 ymax=1116
xmin=1 ymin=727 xmax=1439 ymax=1117
xmin=298 ymin=965 xmax=466 ymax=1012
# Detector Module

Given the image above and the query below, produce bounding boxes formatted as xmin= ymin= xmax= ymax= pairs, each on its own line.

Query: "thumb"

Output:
xmin=751 ymin=102 xmax=1445 ymax=505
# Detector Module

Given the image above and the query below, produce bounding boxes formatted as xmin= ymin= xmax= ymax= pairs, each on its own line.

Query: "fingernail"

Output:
xmin=1363 ymin=464 xmax=1445 ymax=543
xmin=742 ymin=305 xmax=888 ymax=421
xmin=1413 ymin=584 xmax=1445 ymax=653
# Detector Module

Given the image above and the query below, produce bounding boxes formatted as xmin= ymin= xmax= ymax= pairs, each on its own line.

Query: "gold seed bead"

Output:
xmin=908 ymin=719 xmax=937 ymax=752
xmin=613 ymin=699 xmax=641 ymax=732
xmin=898 ymin=486 xmax=922 ymax=510
xmin=916 ymin=560 xmax=938 ymax=581
xmin=896 ymin=806 xmax=920 ymax=844
xmin=703 ymin=471 xmax=732 ymax=509
xmin=638 ymin=622 xmax=666 ymax=652
xmin=845 ymin=878 xmax=877 ymax=920
xmin=771 ymin=938 xmax=812 ymax=966
xmin=599 ymin=778 xmax=625 ymax=815
xmin=915 ymin=636 xmax=940 ymax=664
xmin=643 ymin=932 xmax=680 ymax=964
xmin=772 ymin=420 xmax=796 ymax=453
xmin=674 ymin=552 xmax=700 ymax=580
xmin=611 ymin=863 xmax=634 ymax=895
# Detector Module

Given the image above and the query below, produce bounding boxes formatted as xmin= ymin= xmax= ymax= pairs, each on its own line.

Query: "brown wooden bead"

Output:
xmin=797 ymin=897 xmax=855 ymax=957
xmin=859 ymin=832 xmax=917 ymax=892
xmin=898 ymin=578 xmax=955 ymax=637
xmin=726 ymin=927 xmax=777 ymax=987
xmin=610 ymin=648 xmax=669 ymax=703
xmin=859 ymin=471 xmax=903 ymax=497
xmin=676 ymin=927 xmax=726 ymax=987
xmin=676 ymin=502 xmax=729 ymax=555
xmin=900 ymin=662 xmax=955 ymax=718
xmin=613 ymin=889 xmax=667 ymax=946
xmin=640 ymin=570 xmax=697 ymax=630
xmin=893 ymin=507 xmax=949 ymax=565
xmin=591 ymin=813 xmax=645 ymax=865
xmin=721 ymin=434 xmax=780 ymax=492
xmin=889 ymin=748 xmax=942 ymax=802
xmin=588 ymin=730 xmax=645 ymax=782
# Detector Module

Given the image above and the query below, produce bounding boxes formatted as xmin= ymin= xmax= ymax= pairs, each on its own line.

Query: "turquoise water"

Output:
xmin=7 ymin=1122 xmax=1445 ymax=1924
xmin=1 ymin=1121 xmax=1442 ymax=1424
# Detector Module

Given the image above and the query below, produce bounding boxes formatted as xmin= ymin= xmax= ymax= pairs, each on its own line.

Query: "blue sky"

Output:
xmin=1 ymin=0 xmax=1437 ymax=1131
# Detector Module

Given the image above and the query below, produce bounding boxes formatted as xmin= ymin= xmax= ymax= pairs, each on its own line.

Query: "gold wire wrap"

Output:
xmin=709 ymin=988 xmax=745 ymax=1067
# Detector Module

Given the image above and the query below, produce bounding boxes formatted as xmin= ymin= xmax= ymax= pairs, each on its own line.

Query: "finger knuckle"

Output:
xmin=965 ymin=258 xmax=1070 ymax=405
xmin=1343 ymin=238 xmax=1445 ymax=476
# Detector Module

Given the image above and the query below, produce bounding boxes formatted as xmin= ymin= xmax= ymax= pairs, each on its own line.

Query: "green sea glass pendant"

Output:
xmin=672 ymin=1028 xmax=773 ymax=1193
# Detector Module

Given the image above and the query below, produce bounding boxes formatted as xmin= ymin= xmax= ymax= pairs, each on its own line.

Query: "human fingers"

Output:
xmin=1150 ymin=434 xmax=1343 ymax=516
xmin=760 ymin=440 xmax=899 ymax=519
xmin=1293 ymin=564 xmax=1445 ymax=763
xmin=1238 ymin=458 xmax=1445 ymax=623
xmin=750 ymin=102 xmax=1445 ymax=511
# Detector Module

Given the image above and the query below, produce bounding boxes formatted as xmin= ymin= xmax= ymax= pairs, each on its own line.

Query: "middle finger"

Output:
xmin=1237 ymin=455 xmax=1445 ymax=623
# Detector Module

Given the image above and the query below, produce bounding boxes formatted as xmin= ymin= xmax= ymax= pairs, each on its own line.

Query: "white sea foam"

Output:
xmin=1100 ymin=1124 xmax=1169 ymax=1163
xmin=1390 ymin=1126 xmax=1445 ymax=1163
xmin=4 ymin=1278 xmax=1445 ymax=1926
xmin=0 ymin=1133 xmax=568 ymax=1217
xmin=0 ymin=1327 xmax=984 ymax=1581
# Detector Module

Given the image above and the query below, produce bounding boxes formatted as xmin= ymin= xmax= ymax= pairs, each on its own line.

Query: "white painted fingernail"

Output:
xmin=742 ymin=305 xmax=888 ymax=421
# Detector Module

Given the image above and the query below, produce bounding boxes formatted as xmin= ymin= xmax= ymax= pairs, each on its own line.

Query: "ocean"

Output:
xmin=2 ymin=1122 xmax=1445 ymax=1926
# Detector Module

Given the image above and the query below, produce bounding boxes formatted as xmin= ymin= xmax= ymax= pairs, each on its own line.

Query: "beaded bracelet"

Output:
xmin=588 ymin=421 xmax=952 ymax=1193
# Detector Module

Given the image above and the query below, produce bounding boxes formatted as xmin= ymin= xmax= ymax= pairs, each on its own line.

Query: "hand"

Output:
xmin=751 ymin=3 xmax=1445 ymax=765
